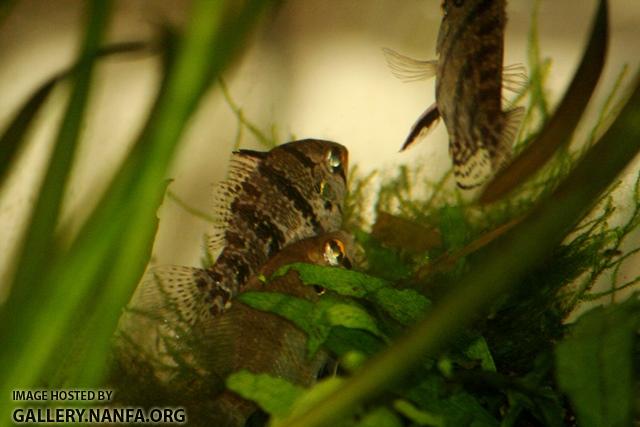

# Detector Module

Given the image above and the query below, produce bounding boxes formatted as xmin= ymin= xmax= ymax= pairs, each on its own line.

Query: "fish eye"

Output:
xmin=323 ymin=239 xmax=350 ymax=268
xmin=312 ymin=285 xmax=326 ymax=295
xmin=453 ymin=0 xmax=464 ymax=6
xmin=325 ymin=148 xmax=343 ymax=173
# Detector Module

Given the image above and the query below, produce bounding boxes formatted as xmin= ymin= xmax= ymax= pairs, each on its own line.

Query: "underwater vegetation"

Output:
xmin=1 ymin=0 xmax=640 ymax=426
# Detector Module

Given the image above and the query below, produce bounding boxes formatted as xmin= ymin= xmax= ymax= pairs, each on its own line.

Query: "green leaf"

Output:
xmin=0 ymin=41 xmax=150 ymax=189
xmin=271 ymin=377 xmax=346 ymax=427
xmin=67 ymin=0 xmax=272 ymax=387
xmin=0 ymin=78 xmax=57 ymax=188
xmin=393 ymin=399 xmax=444 ymax=426
xmin=239 ymin=292 xmax=385 ymax=355
xmin=372 ymin=287 xmax=430 ymax=325
xmin=323 ymin=298 xmax=384 ymax=339
xmin=238 ymin=291 xmax=316 ymax=335
xmin=226 ymin=370 xmax=304 ymax=418
xmin=555 ymin=296 xmax=640 ymax=427
xmin=0 ymin=0 xmax=113 ymax=410
xmin=404 ymin=376 xmax=499 ymax=427
xmin=354 ymin=406 xmax=403 ymax=427
xmin=273 ymin=263 xmax=430 ymax=325
xmin=325 ymin=327 xmax=385 ymax=358
xmin=273 ymin=263 xmax=390 ymax=297
xmin=463 ymin=337 xmax=496 ymax=372
xmin=502 ymin=388 xmax=565 ymax=427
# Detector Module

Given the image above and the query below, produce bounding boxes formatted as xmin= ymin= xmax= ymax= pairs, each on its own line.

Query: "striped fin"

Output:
xmin=382 ymin=48 xmax=437 ymax=82
xmin=400 ymin=103 xmax=441 ymax=151
xmin=115 ymin=265 xmax=232 ymax=381
xmin=209 ymin=150 xmax=265 ymax=256
xmin=127 ymin=266 xmax=221 ymax=327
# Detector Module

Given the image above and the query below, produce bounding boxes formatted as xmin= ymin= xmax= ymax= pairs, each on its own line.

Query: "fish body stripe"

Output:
xmin=439 ymin=0 xmax=502 ymax=75
xmin=234 ymin=202 xmax=286 ymax=257
xmin=281 ymin=143 xmax=316 ymax=169
xmin=258 ymin=162 xmax=323 ymax=234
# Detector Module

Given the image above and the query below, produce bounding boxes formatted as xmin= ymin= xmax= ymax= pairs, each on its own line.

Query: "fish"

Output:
xmin=205 ymin=231 xmax=353 ymax=426
xmin=384 ymin=0 xmax=526 ymax=188
xmin=114 ymin=232 xmax=354 ymax=427
xmin=114 ymin=139 xmax=348 ymax=378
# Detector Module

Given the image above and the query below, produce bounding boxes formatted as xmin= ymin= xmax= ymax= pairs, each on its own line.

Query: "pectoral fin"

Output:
xmin=383 ymin=48 xmax=437 ymax=82
xmin=502 ymin=63 xmax=528 ymax=94
xmin=400 ymin=103 xmax=441 ymax=151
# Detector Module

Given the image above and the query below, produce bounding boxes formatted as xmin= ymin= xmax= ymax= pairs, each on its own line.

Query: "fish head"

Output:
xmin=272 ymin=139 xmax=349 ymax=233
xmin=256 ymin=230 xmax=355 ymax=297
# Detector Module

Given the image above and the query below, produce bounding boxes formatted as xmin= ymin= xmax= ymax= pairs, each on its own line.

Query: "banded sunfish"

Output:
xmin=115 ymin=232 xmax=354 ymax=427
xmin=385 ymin=0 xmax=525 ymax=188
xmin=114 ymin=139 xmax=348 ymax=378
xmin=206 ymin=231 xmax=353 ymax=427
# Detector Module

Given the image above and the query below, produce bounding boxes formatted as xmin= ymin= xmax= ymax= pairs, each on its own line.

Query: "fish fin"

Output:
xmin=116 ymin=266 xmax=223 ymax=379
xmin=495 ymin=106 xmax=525 ymax=167
xmin=452 ymin=145 xmax=493 ymax=190
xmin=208 ymin=150 xmax=264 ymax=256
xmin=382 ymin=48 xmax=437 ymax=82
xmin=126 ymin=265 xmax=216 ymax=328
xmin=502 ymin=63 xmax=528 ymax=94
xmin=400 ymin=103 xmax=441 ymax=151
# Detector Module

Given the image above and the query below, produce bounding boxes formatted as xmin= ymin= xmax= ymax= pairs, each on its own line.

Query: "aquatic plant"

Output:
xmin=1 ymin=1 xmax=639 ymax=426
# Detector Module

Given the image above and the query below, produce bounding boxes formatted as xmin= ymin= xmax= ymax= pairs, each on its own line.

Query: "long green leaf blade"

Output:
xmin=72 ymin=0 xmax=272 ymax=386
xmin=481 ymin=0 xmax=608 ymax=203
xmin=0 ymin=1 xmax=112 ymax=419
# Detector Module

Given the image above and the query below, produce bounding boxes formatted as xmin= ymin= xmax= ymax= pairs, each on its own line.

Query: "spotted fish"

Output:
xmin=115 ymin=139 xmax=348 ymax=377
xmin=115 ymin=232 xmax=354 ymax=427
xmin=384 ymin=0 xmax=525 ymax=188
xmin=206 ymin=232 xmax=353 ymax=426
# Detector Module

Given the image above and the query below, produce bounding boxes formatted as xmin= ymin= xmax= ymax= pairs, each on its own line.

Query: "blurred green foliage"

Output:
xmin=1 ymin=1 xmax=640 ymax=427
xmin=0 ymin=0 xmax=272 ymax=425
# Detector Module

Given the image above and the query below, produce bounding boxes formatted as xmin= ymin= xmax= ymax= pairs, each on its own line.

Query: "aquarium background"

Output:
xmin=1 ymin=0 xmax=639 ymax=294
xmin=1 ymin=1 xmax=640 ymax=426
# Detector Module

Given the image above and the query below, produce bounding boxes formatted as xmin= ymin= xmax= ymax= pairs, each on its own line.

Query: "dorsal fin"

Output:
xmin=208 ymin=150 xmax=265 ymax=257
xmin=236 ymin=149 xmax=268 ymax=160
xmin=382 ymin=48 xmax=438 ymax=82
xmin=400 ymin=103 xmax=441 ymax=151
